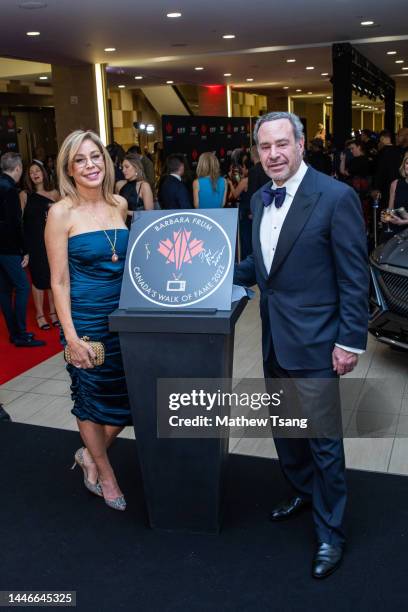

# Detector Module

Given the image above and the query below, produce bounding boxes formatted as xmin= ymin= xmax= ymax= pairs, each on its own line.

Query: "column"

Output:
xmin=403 ymin=101 xmax=408 ymax=128
xmin=384 ymin=86 xmax=396 ymax=135
xmin=52 ymin=63 xmax=105 ymax=146
xmin=332 ymin=43 xmax=352 ymax=149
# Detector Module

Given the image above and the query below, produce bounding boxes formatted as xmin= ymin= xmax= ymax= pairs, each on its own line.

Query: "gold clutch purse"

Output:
xmin=64 ymin=336 xmax=105 ymax=366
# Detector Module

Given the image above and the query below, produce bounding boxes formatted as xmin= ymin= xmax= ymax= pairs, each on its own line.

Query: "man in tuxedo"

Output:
xmin=234 ymin=112 xmax=368 ymax=579
xmin=158 ymin=155 xmax=192 ymax=210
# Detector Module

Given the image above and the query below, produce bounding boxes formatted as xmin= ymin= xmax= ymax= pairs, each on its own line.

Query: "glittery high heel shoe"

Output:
xmin=71 ymin=447 xmax=103 ymax=497
xmin=100 ymin=483 xmax=127 ymax=511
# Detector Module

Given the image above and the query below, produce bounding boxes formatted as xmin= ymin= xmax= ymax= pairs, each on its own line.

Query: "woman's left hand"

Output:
xmin=388 ymin=213 xmax=408 ymax=226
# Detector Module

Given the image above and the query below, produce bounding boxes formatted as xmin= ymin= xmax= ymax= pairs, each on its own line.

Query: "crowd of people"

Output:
xmin=1 ymin=110 xmax=406 ymax=577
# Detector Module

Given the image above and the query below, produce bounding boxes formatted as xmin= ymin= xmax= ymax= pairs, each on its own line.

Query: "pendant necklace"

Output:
xmin=86 ymin=208 xmax=119 ymax=262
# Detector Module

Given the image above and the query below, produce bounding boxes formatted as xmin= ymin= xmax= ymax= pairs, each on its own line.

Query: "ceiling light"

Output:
xmin=246 ymin=78 xmax=254 ymax=82
xmin=118 ymin=85 xmax=125 ymax=89
xmin=19 ymin=2 xmax=47 ymax=8
xmin=321 ymin=72 xmax=329 ymax=76
xmin=326 ymin=96 xmax=331 ymax=99
xmin=306 ymin=66 xmax=315 ymax=70
xmin=402 ymin=67 xmax=408 ymax=71
xmin=307 ymin=91 xmax=313 ymax=95
xmin=194 ymin=67 xmax=204 ymax=71
xmin=134 ymin=75 xmax=143 ymax=80
xmin=104 ymin=47 xmax=116 ymax=52
xmin=146 ymin=124 xmax=155 ymax=134
xmin=223 ymin=34 xmax=235 ymax=39
xmin=26 ymin=31 xmax=40 ymax=36
xmin=387 ymin=51 xmax=397 ymax=55
xmin=224 ymin=73 xmax=232 ymax=77
xmin=296 ymin=89 xmax=302 ymax=92
xmin=286 ymin=59 xmax=296 ymax=63
xmin=39 ymin=75 xmax=48 ymax=80
xmin=396 ymin=59 xmax=404 ymax=63
xmin=283 ymin=86 xmax=289 ymax=90
xmin=167 ymin=12 xmax=181 ymax=18
xmin=139 ymin=123 xmax=146 ymax=130
xmin=360 ymin=20 xmax=374 ymax=26
xmin=166 ymin=80 xmax=174 ymax=84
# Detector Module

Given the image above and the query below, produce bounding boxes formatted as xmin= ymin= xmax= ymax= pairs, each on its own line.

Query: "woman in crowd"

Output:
xmin=45 ymin=130 xmax=131 ymax=511
xmin=115 ymin=153 xmax=154 ymax=225
xmin=339 ymin=140 xmax=371 ymax=225
xmin=193 ymin=152 xmax=227 ymax=209
xmin=20 ymin=161 xmax=60 ymax=330
xmin=382 ymin=151 xmax=408 ymax=233
xmin=45 ymin=155 xmax=57 ymax=187
xmin=227 ymin=158 xmax=253 ymax=260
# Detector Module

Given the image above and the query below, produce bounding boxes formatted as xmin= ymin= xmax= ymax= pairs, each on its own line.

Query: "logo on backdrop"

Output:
xmin=128 ymin=212 xmax=232 ymax=307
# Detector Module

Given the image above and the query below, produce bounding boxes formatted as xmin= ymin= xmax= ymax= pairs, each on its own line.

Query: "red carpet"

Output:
xmin=0 ymin=288 xmax=63 ymax=384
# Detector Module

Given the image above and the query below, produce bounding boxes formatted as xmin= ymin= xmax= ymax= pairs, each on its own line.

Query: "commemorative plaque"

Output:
xmin=119 ymin=209 xmax=238 ymax=311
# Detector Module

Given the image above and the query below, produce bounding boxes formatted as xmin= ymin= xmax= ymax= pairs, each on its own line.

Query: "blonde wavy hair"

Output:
xmin=399 ymin=151 xmax=408 ymax=179
xmin=196 ymin=152 xmax=220 ymax=191
xmin=57 ymin=130 xmax=116 ymax=206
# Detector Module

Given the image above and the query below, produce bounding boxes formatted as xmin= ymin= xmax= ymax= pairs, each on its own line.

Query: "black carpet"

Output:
xmin=0 ymin=423 xmax=407 ymax=611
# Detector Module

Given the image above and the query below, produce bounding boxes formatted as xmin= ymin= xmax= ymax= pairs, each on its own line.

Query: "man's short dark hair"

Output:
xmin=0 ymin=152 xmax=22 ymax=173
xmin=127 ymin=145 xmax=142 ymax=155
xmin=379 ymin=130 xmax=392 ymax=140
xmin=166 ymin=154 xmax=184 ymax=174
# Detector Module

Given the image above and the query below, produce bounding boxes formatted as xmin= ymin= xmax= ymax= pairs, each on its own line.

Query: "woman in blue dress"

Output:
xmin=45 ymin=130 xmax=130 ymax=511
xmin=193 ymin=152 xmax=227 ymax=209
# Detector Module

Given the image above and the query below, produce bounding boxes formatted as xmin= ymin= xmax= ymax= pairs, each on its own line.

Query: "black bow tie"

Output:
xmin=261 ymin=186 xmax=287 ymax=209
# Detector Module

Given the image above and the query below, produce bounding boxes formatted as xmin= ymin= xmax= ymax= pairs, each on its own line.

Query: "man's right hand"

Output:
xmin=21 ymin=254 xmax=29 ymax=268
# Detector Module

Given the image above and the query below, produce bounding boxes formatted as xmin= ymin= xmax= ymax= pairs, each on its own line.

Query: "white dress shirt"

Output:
xmin=259 ymin=160 xmax=363 ymax=355
xmin=170 ymin=173 xmax=182 ymax=181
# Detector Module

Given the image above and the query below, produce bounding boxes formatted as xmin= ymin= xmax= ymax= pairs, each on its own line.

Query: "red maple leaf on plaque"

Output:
xmin=158 ymin=228 xmax=204 ymax=271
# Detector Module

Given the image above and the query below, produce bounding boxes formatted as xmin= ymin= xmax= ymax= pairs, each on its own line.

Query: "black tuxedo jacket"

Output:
xmin=158 ymin=175 xmax=192 ymax=210
xmin=234 ymin=166 xmax=369 ymax=370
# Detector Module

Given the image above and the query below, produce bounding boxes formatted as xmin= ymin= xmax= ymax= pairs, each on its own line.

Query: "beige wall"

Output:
xmin=109 ymin=88 xmax=161 ymax=152
xmin=293 ymin=100 xmax=324 ymax=142
xmin=232 ymin=90 xmax=267 ymax=117
xmin=52 ymin=64 xmax=99 ymax=146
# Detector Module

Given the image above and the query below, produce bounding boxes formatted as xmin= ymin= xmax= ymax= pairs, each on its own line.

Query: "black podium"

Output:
xmin=109 ymin=298 xmax=247 ymax=534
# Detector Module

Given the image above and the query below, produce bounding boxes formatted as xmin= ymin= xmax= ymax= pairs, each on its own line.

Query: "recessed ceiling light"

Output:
xmin=286 ymin=59 xmax=296 ymax=63
xmin=396 ymin=60 xmax=404 ymax=63
xmin=360 ymin=20 xmax=374 ymax=26
xmin=283 ymin=86 xmax=289 ymax=90
xmin=19 ymin=1 xmax=47 ymax=8
xmin=26 ymin=31 xmax=40 ymax=36
xmin=402 ymin=66 xmax=408 ymax=70
xmin=387 ymin=51 xmax=397 ymax=55
xmin=194 ymin=67 xmax=204 ymax=71
xmin=223 ymin=34 xmax=235 ymax=39
xmin=167 ymin=12 xmax=182 ymax=18
xmin=246 ymin=78 xmax=254 ymax=82
xmin=306 ymin=66 xmax=315 ymax=70
xmin=135 ymin=75 xmax=143 ymax=80
xmin=307 ymin=91 xmax=313 ymax=95
xmin=321 ymin=72 xmax=329 ymax=76
xmin=224 ymin=73 xmax=232 ymax=77
xmin=39 ymin=75 xmax=48 ymax=80
xmin=296 ymin=89 xmax=302 ymax=92
xmin=104 ymin=47 xmax=116 ymax=52
xmin=166 ymin=80 xmax=174 ymax=84
xmin=326 ymin=96 xmax=331 ymax=99
xmin=118 ymin=85 xmax=125 ymax=88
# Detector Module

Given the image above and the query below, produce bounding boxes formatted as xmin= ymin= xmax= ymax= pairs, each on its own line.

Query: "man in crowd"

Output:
xmin=372 ymin=130 xmax=402 ymax=207
xmin=158 ymin=154 xmax=192 ymax=209
xmin=234 ymin=112 xmax=368 ymax=579
xmin=0 ymin=152 xmax=45 ymax=349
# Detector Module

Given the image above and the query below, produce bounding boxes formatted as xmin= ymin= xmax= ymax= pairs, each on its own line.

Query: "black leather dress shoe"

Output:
xmin=269 ymin=496 xmax=311 ymax=522
xmin=11 ymin=334 xmax=46 ymax=347
xmin=0 ymin=405 xmax=11 ymax=422
xmin=312 ymin=542 xmax=343 ymax=579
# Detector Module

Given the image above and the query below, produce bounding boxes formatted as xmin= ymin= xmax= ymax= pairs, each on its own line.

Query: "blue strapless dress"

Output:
xmin=63 ymin=229 xmax=132 ymax=426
